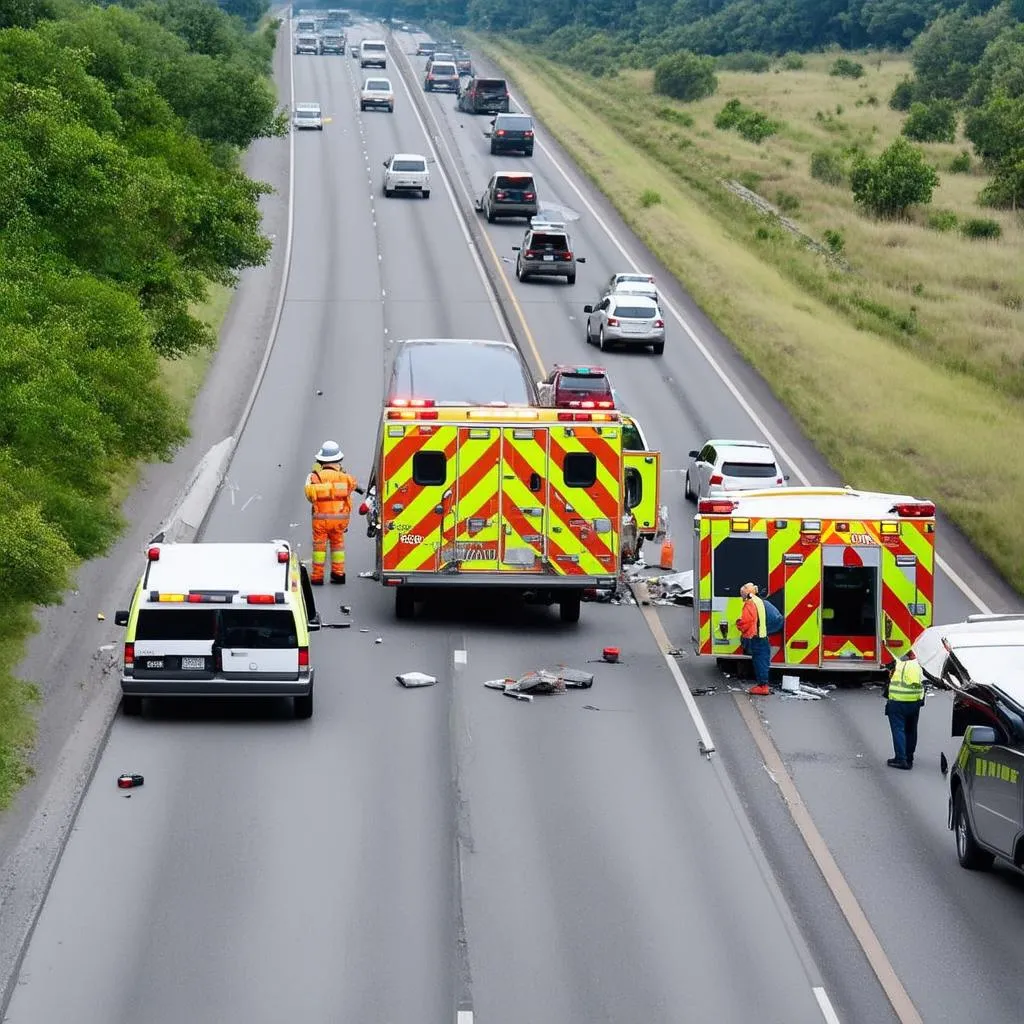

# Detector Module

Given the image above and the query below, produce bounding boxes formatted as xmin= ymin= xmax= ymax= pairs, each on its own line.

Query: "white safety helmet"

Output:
xmin=316 ymin=440 xmax=343 ymax=463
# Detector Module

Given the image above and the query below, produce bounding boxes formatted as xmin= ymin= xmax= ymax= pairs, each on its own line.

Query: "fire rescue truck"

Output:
xmin=691 ymin=487 xmax=936 ymax=675
xmin=361 ymin=400 xmax=661 ymax=622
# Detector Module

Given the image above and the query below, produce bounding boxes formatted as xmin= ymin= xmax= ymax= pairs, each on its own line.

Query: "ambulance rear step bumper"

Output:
xmin=704 ymin=652 xmax=888 ymax=674
xmin=122 ymin=675 xmax=313 ymax=698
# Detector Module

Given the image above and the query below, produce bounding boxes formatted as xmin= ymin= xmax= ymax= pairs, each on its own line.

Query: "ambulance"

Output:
xmin=691 ymin=487 xmax=936 ymax=674
xmin=362 ymin=400 xmax=661 ymax=622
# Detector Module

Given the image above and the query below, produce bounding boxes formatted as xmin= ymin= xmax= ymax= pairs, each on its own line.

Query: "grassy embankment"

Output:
xmin=0 ymin=286 xmax=233 ymax=811
xmin=477 ymin=41 xmax=1024 ymax=596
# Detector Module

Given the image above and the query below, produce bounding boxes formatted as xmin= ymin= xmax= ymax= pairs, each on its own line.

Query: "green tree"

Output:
xmin=889 ymin=77 xmax=916 ymax=111
xmin=653 ymin=51 xmax=717 ymax=102
xmin=902 ymin=99 xmax=957 ymax=142
xmin=966 ymin=24 xmax=1024 ymax=108
xmin=850 ymin=137 xmax=939 ymax=218
xmin=911 ymin=9 xmax=1009 ymax=101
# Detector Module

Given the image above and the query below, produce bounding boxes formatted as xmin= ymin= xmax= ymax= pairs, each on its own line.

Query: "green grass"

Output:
xmin=476 ymin=39 xmax=1024 ymax=595
xmin=0 ymin=282 xmax=235 ymax=811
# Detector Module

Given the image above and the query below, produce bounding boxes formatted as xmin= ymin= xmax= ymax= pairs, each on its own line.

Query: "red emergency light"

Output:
xmin=892 ymin=502 xmax=935 ymax=518
xmin=147 ymin=547 xmax=160 ymax=561
xmin=699 ymin=499 xmax=738 ymax=514
xmin=277 ymin=549 xmax=290 ymax=563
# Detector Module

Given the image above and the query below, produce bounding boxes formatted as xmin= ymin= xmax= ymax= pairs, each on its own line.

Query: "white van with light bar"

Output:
xmin=114 ymin=541 xmax=321 ymax=719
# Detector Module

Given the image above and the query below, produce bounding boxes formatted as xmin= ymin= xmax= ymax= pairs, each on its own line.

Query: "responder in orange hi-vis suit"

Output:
xmin=304 ymin=440 xmax=363 ymax=585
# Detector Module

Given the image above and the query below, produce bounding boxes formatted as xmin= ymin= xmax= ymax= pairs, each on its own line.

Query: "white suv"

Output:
xmin=684 ymin=439 xmax=788 ymax=501
xmin=293 ymin=101 xmax=323 ymax=130
xmin=360 ymin=77 xmax=394 ymax=112
xmin=382 ymin=153 xmax=430 ymax=198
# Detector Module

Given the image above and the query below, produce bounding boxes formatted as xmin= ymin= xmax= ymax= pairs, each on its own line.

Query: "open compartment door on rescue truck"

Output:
xmin=623 ymin=450 xmax=661 ymax=538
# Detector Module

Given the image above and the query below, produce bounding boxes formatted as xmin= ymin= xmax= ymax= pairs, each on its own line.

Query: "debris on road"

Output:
xmin=359 ymin=628 xmax=370 ymax=633
xmin=359 ymin=570 xmax=379 ymax=580
xmin=97 ymin=644 xmax=116 ymax=652
xmin=323 ymin=622 xmax=351 ymax=629
xmin=691 ymin=687 xmax=717 ymax=696
xmin=374 ymin=637 xmax=383 ymax=644
xmin=582 ymin=705 xmax=600 ymax=711
xmin=602 ymin=647 xmax=620 ymax=664
xmin=484 ymin=666 xmax=596 ymax=700
xmin=396 ymin=671 xmax=438 ymax=688
xmin=340 ymin=605 xmax=351 ymax=614
xmin=779 ymin=675 xmax=830 ymax=700
xmin=504 ymin=690 xmax=533 ymax=702
xmin=96 ymin=612 xmax=106 ymax=621
xmin=117 ymin=774 xmax=144 ymax=789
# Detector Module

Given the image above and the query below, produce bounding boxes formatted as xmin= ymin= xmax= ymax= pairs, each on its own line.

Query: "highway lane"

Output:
xmin=393 ymin=28 xmax=1024 ymax=1024
xmin=7 ymin=25 xmax=851 ymax=1024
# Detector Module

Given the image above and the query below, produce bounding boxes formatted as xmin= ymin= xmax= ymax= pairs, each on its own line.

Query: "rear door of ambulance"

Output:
xmin=448 ymin=423 xmax=502 ymax=571
xmin=499 ymin=424 xmax=550 ymax=572
xmin=542 ymin=423 xmax=620 ymax=581
xmin=379 ymin=417 xmax=458 ymax=576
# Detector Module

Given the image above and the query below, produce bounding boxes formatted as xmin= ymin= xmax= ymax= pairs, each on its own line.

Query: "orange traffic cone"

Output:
xmin=659 ymin=535 xmax=675 ymax=570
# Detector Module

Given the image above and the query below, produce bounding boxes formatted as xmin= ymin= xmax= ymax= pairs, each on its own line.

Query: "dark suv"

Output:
xmin=476 ymin=172 xmax=538 ymax=222
xmin=512 ymin=220 xmax=585 ymax=285
xmin=458 ymin=77 xmax=510 ymax=115
xmin=487 ymin=113 xmax=534 ymax=156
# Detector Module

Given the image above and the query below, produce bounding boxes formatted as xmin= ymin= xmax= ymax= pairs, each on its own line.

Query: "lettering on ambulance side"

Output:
xmin=973 ymin=757 xmax=1020 ymax=785
xmin=849 ymin=532 xmax=875 ymax=545
xmin=400 ymin=534 xmax=423 ymax=545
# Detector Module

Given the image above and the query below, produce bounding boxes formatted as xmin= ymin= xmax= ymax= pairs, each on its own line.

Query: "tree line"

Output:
xmin=0 ymin=0 xmax=281 ymax=617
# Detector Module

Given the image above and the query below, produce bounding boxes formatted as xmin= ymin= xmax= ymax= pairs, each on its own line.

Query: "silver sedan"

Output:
xmin=583 ymin=294 xmax=665 ymax=354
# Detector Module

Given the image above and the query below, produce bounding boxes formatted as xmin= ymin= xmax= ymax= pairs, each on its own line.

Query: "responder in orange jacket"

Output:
xmin=737 ymin=582 xmax=771 ymax=695
xmin=304 ymin=441 xmax=363 ymax=585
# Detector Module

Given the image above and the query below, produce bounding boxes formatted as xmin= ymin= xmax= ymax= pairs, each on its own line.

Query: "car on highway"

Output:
xmin=360 ymin=77 xmax=394 ymax=112
xmin=486 ymin=112 xmax=535 ymax=156
xmin=416 ymin=40 xmax=440 ymax=56
xmin=359 ymin=38 xmax=387 ymax=67
xmin=912 ymin=614 xmax=1024 ymax=872
xmin=320 ymin=30 xmax=345 ymax=53
xmin=350 ymin=42 xmax=360 ymax=57
xmin=607 ymin=273 xmax=660 ymax=304
xmin=536 ymin=365 xmax=616 ymax=410
xmin=382 ymin=153 xmax=430 ymax=198
xmin=453 ymin=49 xmax=473 ymax=75
xmin=293 ymin=101 xmax=324 ymax=131
xmin=114 ymin=541 xmax=320 ymax=720
xmin=425 ymin=50 xmax=455 ymax=71
xmin=476 ymin=171 xmax=538 ymax=222
xmin=384 ymin=338 xmax=538 ymax=407
xmin=512 ymin=219 xmax=585 ymax=285
xmin=584 ymin=293 xmax=665 ymax=353
xmin=684 ymin=439 xmax=788 ymax=501
xmin=457 ymin=76 xmax=510 ymax=115
xmin=424 ymin=60 xmax=459 ymax=92
xmin=295 ymin=30 xmax=321 ymax=54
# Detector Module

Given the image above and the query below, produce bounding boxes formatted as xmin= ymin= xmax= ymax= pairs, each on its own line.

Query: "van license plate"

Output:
xmin=181 ymin=657 xmax=205 ymax=670
xmin=144 ymin=659 xmax=164 ymax=669
xmin=543 ymin=255 xmax=555 ymax=261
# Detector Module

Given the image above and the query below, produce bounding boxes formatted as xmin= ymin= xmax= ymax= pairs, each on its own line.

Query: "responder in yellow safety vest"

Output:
xmin=737 ymin=582 xmax=771 ymax=696
xmin=304 ymin=440 xmax=363 ymax=585
xmin=884 ymin=652 xmax=925 ymax=770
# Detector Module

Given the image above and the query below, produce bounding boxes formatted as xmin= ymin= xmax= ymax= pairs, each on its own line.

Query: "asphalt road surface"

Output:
xmin=6 ymin=21 xmax=1024 ymax=1024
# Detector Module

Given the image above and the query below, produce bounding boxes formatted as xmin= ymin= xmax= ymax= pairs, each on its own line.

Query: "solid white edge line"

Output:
xmin=388 ymin=40 xmax=513 ymax=347
xmin=454 ymin=649 xmax=468 ymax=665
xmin=814 ymin=986 xmax=842 ymax=1024
xmin=502 ymin=87 xmax=993 ymax=617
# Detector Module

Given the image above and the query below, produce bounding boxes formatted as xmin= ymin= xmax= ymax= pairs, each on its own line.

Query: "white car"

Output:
xmin=382 ymin=153 xmax=430 ymax=198
xmin=360 ymin=77 xmax=394 ymax=112
xmin=612 ymin=280 xmax=660 ymax=303
xmin=685 ymin=440 xmax=789 ymax=501
xmin=583 ymin=293 xmax=665 ymax=354
xmin=293 ymin=102 xmax=323 ymax=130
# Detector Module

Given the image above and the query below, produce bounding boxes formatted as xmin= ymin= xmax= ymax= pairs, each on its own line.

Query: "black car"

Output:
xmin=476 ymin=172 xmax=538 ymax=223
xmin=487 ymin=113 xmax=534 ymax=156
xmin=912 ymin=615 xmax=1024 ymax=873
xmin=513 ymin=220 xmax=585 ymax=285
xmin=458 ymin=77 xmax=509 ymax=115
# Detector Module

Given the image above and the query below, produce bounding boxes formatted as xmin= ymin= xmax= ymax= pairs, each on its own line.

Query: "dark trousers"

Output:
xmin=886 ymin=700 xmax=921 ymax=764
xmin=746 ymin=636 xmax=771 ymax=684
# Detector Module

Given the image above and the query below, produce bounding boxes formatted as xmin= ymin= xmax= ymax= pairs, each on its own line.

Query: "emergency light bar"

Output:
xmin=698 ymin=499 xmax=738 ymax=514
xmin=390 ymin=398 xmax=436 ymax=408
xmin=891 ymin=502 xmax=935 ymax=517
xmin=146 ymin=591 xmax=284 ymax=604
xmin=557 ymin=412 xmax=614 ymax=422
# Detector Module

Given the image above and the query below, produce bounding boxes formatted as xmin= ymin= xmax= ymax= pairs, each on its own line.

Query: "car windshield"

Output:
xmin=529 ymin=233 xmax=568 ymax=250
xmin=477 ymin=80 xmax=506 ymax=93
xmin=433 ymin=64 xmax=457 ymax=74
xmin=613 ymin=305 xmax=657 ymax=319
xmin=617 ymin=275 xmax=653 ymax=284
xmin=393 ymin=159 xmax=426 ymax=171
xmin=495 ymin=175 xmax=533 ymax=190
xmin=296 ymin=109 xmax=319 ymax=118
xmin=497 ymin=116 xmax=532 ymax=131
xmin=558 ymin=374 xmax=611 ymax=393
xmin=367 ymin=81 xmax=390 ymax=90
xmin=721 ymin=461 xmax=778 ymax=477
xmin=364 ymin=43 xmax=385 ymax=51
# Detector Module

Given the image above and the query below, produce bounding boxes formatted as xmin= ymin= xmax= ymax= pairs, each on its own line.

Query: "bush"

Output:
xmin=653 ymin=51 xmax=718 ymax=103
xmin=948 ymin=151 xmax=972 ymax=173
xmin=902 ymin=100 xmax=958 ymax=144
xmin=639 ymin=188 xmax=662 ymax=208
xmin=781 ymin=53 xmax=805 ymax=70
xmin=810 ymin=150 xmax=846 ymax=185
xmin=823 ymin=229 xmax=845 ymax=254
xmin=655 ymin=105 xmax=694 ymax=127
xmin=714 ymin=98 xmax=745 ymax=130
xmin=716 ymin=51 xmax=772 ymax=73
xmin=775 ymin=191 xmax=800 ymax=213
xmin=737 ymin=110 xmax=780 ymax=143
xmin=850 ymin=137 xmax=939 ymax=218
xmin=737 ymin=170 xmax=763 ymax=190
xmin=889 ymin=78 xmax=916 ymax=111
xmin=830 ymin=57 xmax=865 ymax=79
xmin=926 ymin=210 xmax=960 ymax=231
xmin=960 ymin=217 xmax=1002 ymax=239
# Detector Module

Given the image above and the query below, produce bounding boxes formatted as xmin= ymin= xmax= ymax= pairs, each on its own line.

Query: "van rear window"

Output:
xmin=722 ymin=461 xmax=778 ymax=478
xmin=137 ymin=610 xmax=217 ymax=641
xmin=220 ymin=610 xmax=297 ymax=648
